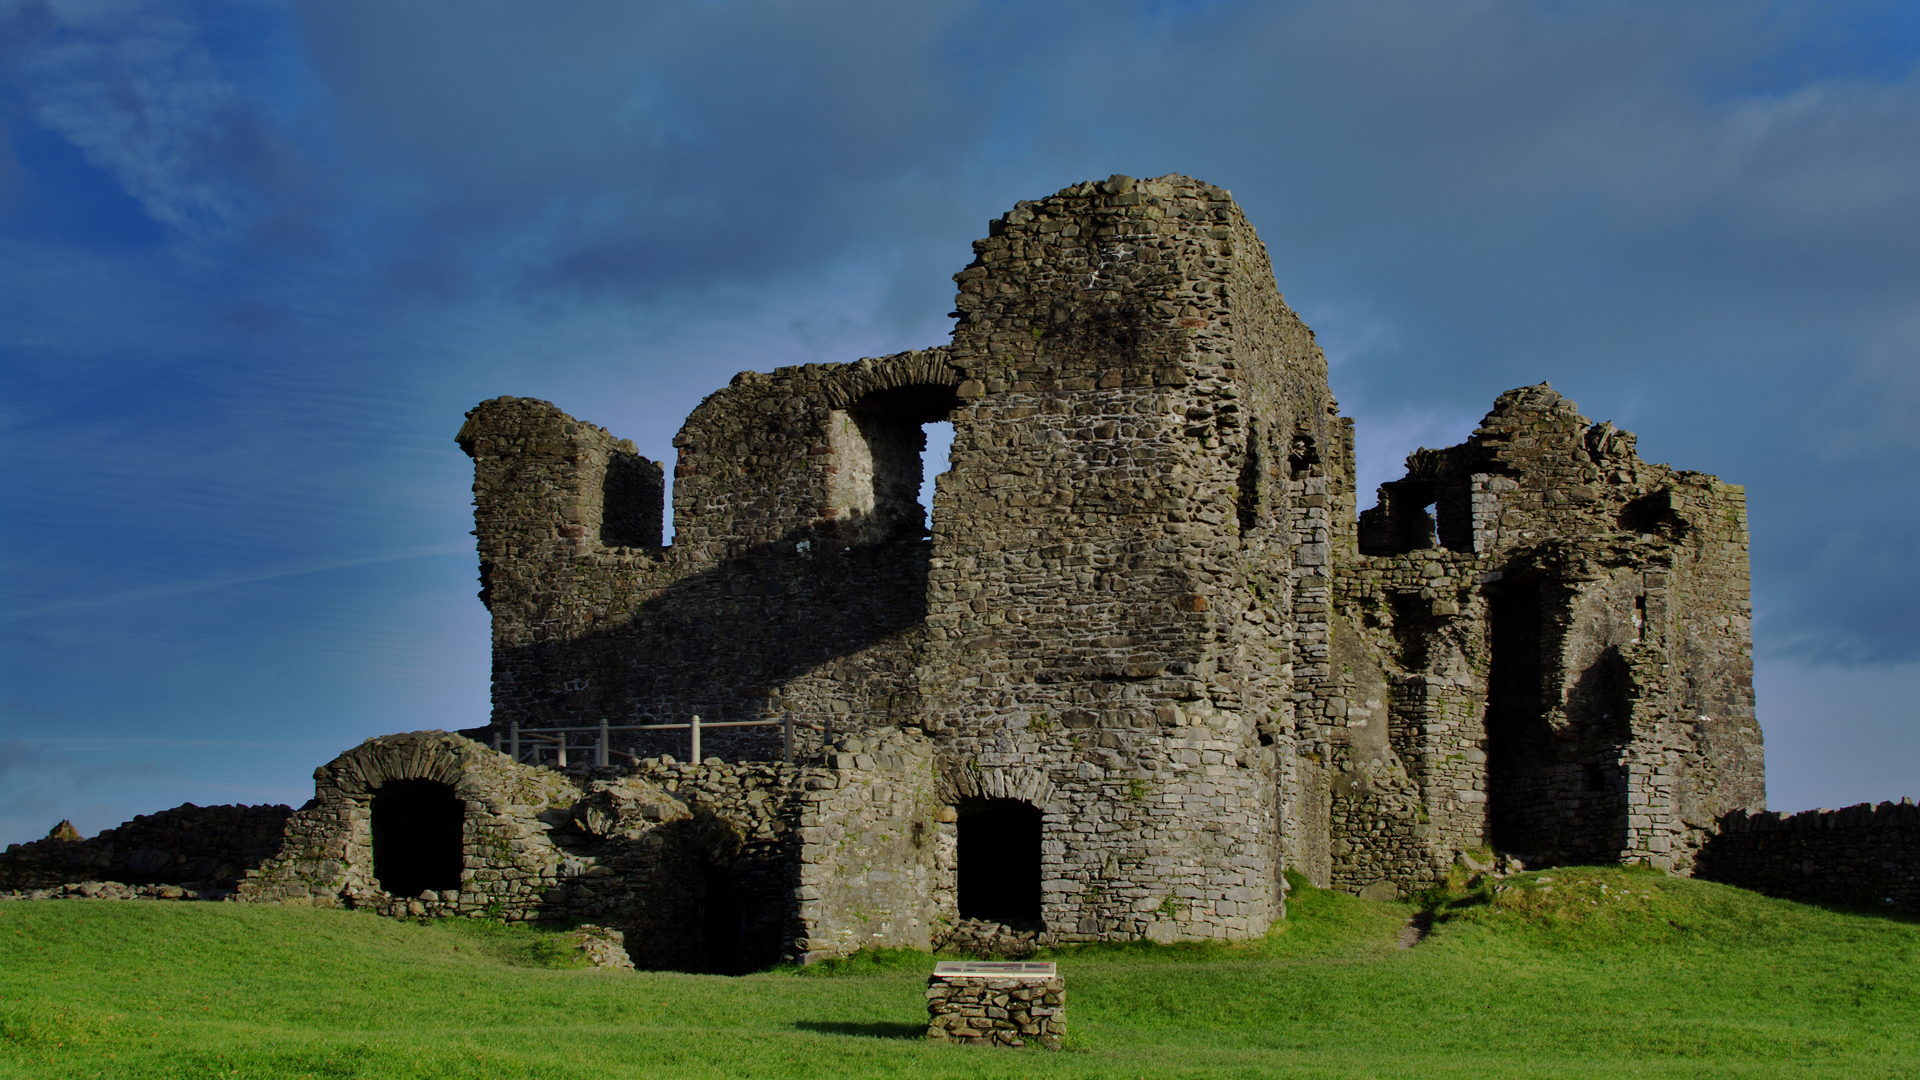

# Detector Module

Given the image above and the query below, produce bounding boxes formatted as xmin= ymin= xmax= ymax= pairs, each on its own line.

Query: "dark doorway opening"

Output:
xmin=1486 ymin=584 xmax=1547 ymax=853
xmin=957 ymin=799 xmax=1042 ymax=924
xmin=702 ymin=862 xmax=745 ymax=974
xmin=370 ymin=779 xmax=464 ymax=898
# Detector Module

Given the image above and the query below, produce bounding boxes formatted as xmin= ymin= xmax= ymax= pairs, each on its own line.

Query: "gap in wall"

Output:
xmin=920 ymin=419 xmax=953 ymax=528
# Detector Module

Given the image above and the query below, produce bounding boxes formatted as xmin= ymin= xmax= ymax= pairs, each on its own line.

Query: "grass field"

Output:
xmin=3 ymin=867 xmax=1916 ymax=1079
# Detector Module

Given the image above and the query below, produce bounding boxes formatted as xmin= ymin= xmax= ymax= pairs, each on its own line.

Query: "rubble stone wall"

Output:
xmin=1297 ymin=383 xmax=1761 ymax=894
xmin=457 ymin=355 xmax=956 ymax=761
xmin=1 ymin=804 xmax=293 ymax=893
xmin=918 ymin=174 xmax=1345 ymax=940
xmin=1697 ymin=801 xmax=1920 ymax=913
xmin=235 ymin=730 xmax=938 ymax=970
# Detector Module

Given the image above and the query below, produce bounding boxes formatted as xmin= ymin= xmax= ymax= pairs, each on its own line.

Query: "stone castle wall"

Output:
xmin=450 ymin=176 xmax=1764 ymax=929
xmin=457 ymin=354 xmax=959 ymax=759
xmin=919 ymin=174 xmax=1344 ymax=940
xmin=1697 ymin=801 xmax=1920 ymax=913
xmin=1293 ymin=383 xmax=1761 ymax=896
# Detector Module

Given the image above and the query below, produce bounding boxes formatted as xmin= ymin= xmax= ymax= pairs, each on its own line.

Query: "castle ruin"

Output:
xmin=442 ymin=174 xmax=1759 ymax=952
xmin=8 ymin=175 xmax=1803 ymax=967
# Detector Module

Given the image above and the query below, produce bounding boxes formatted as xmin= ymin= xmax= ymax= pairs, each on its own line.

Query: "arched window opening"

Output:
xmin=826 ymin=383 xmax=959 ymax=544
xmin=957 ymin=798 xmax=1043 ymax=925
xmin=370 ymin=779 xmax=465 ymax=898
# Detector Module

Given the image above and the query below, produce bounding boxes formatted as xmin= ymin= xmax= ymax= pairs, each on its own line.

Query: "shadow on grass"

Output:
xmin=1774 ymin=894 xmax=1920 ymax=924
xmin=793 ymin=1020 xmax=926 ymax=1040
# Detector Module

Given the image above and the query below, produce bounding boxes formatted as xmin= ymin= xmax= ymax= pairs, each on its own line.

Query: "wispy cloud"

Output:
xmin=0 ymin=0 xmax=309 ymax=250
xmin=0 ymin=544 xmax=467 ymax=622
xmin=10 ymin=737 xmax=344 ymax=750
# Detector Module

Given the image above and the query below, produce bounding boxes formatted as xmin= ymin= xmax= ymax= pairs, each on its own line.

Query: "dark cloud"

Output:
xmin=292 ymin=0 xmax=991 ymax=299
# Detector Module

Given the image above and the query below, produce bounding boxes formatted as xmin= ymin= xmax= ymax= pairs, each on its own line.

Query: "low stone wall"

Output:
xmin=234 ymin=728 xmax=939 ymax=971
xmin=925 ymin=962 xmax=1065 ymax=1049
xmin=1696 ymin=800 xmax=1919 ymax=914
xmin=0 ymin=804 xmax=294 ymax=894
xmin=4 ymin=880 xmax=215 ymax=902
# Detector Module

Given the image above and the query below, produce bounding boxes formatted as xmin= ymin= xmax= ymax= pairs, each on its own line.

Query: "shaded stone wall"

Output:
xmin=1300 ymin=384 xmax=1762 ymax=894
xmin=457 ymin=352 xmax=960 ymax=757
xmin=1 ymin=804 xmax=293 ymax=893
xmin=1698 ymin=801 xmax=1920 ymax=913
xmin=235 ymin=730 xmax=937 ymax=970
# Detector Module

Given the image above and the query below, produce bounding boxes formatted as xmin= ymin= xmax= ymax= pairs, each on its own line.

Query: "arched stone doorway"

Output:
xmin=370 ymin=778 xmax=465 ymax=898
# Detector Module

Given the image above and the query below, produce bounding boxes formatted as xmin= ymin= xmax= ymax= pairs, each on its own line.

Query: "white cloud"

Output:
xmin=1 ymin=0 xmax=291 ymax=247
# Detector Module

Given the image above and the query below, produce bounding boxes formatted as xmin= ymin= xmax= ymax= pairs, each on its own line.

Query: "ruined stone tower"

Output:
xmin=434 ymin=174 xmax=1760 ymax=957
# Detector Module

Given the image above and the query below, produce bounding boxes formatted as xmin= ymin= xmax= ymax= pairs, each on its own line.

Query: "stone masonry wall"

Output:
xmin=1697 ymin=801 xmax=1920 ymax=913
xmin=792 ymin=728 xmax=943 ymax=960
xmin=1299 ymin=383 xmax=1761 ymax=894
xmin=458 ymin=352 xmax=960 ymax=759
xmin=919 ymin=175 xmax=1344 ymax=940
xmin=1 ymin=804 xmax=293 ymax=894
xmin=236 ymin=729 xmax=937 ymax=970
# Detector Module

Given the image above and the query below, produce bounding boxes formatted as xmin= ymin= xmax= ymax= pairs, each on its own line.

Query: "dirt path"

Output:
xmin=1397 ymin=911 xmax=1433 ymax=949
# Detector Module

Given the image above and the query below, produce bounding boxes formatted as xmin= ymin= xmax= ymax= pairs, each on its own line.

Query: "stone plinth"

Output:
xmin=925 ymin=960 xmax=1064 ymax=1049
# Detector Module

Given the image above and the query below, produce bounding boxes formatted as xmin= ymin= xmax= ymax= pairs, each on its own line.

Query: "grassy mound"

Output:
xmin=2 ymin=872 xmax=1915 ymax=1078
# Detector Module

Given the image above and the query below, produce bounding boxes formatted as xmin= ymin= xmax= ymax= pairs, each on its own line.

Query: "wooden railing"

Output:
xmin=491 ymin=715 xmax=825 ymax=771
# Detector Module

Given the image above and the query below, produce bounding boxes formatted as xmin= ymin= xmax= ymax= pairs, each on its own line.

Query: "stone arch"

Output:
xmin=939 ymin=762 xmax=1056 ymax=807
xmin=240 ymin=731 xmax=574 ymax=917
xmin=820 ymin=349 xmax=961 ymax=409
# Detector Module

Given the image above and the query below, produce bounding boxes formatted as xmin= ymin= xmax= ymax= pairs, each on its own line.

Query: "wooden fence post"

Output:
xmin=597 ymin=718 xmax=609 ymax=769
xmin=690 ymin=715 xmax=702 ymax=764
xmin=510 ymin=721 xmax=520 ymax=764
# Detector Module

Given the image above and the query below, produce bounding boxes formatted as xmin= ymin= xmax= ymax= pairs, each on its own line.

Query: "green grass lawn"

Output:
xmin=3 ymin=868 xmax=1916 ymax=1079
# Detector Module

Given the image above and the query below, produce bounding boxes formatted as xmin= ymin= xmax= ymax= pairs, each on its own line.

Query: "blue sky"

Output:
xmin=2 ymin=0 xmax=1917 ymax=845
